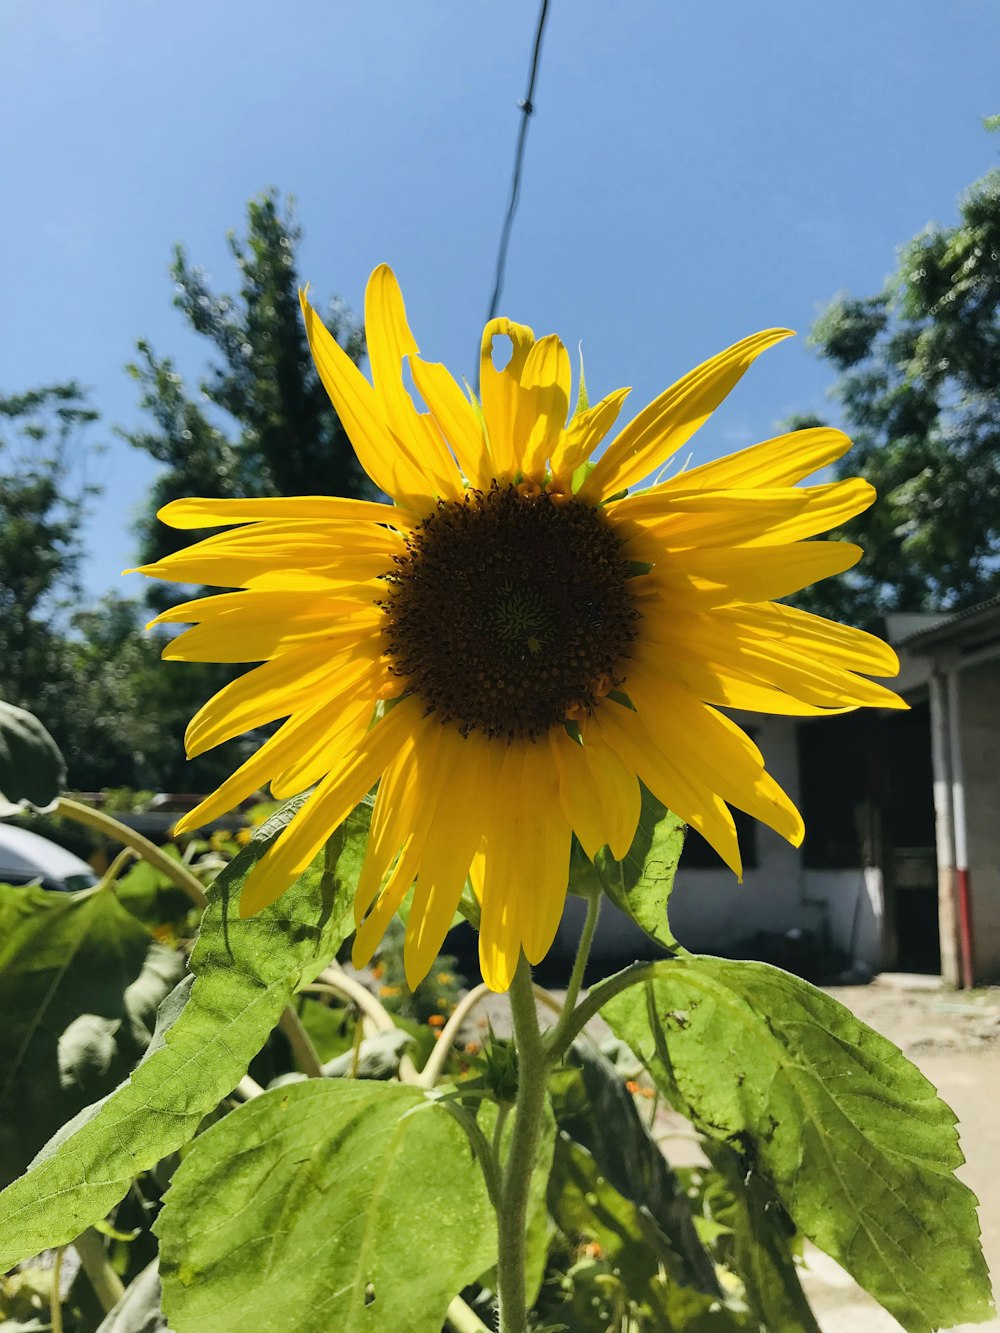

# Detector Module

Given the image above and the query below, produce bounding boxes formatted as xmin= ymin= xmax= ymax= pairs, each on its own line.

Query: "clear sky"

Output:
xmin=2 ymin=0 xmax=999 ymax=601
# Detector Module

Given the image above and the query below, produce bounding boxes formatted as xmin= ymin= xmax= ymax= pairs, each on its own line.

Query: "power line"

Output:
xmin=483 ymin=0 xmax=553 ymax=332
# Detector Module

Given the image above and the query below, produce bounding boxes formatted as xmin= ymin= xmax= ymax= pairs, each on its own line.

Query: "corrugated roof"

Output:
xmin=896 ymin=593 xmax=1000 ymax=652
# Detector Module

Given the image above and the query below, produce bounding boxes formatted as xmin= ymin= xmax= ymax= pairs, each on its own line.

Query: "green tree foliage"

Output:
xmin=0 ymin=384 xmax=97 ymax=706
xmin=124 ymin=189 xmax=372 ymax=576
xmin=802 ymin=156 xmax=1000 ymax=624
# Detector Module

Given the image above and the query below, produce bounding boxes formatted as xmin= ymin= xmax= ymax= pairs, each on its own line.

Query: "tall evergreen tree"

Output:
xmin=125 ymin=189 xmax=372 ymax=573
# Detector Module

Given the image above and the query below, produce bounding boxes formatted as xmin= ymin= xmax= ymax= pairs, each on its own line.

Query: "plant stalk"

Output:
xmin=546 ymin=891 xmax=601 ymax=1055
xmin=496 ymin=954 xmax=548 ymax=1333
xmin=73 ymin=1227 xmax=125 ymax=1314
xmin=55 ymin=797 xmax=207 ymax=909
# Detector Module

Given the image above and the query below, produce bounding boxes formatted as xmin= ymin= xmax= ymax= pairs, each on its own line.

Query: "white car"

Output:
xmin=0 ymin=824 xmax=98 ymax=893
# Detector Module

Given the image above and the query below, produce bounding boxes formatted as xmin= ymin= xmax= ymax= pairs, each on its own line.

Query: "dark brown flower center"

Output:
xmin=380 ymin=483 xmax=639 ymax=740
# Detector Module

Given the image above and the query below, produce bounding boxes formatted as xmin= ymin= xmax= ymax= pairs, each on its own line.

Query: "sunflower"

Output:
xmin=135 ymin=265 xmax=903 ymax=991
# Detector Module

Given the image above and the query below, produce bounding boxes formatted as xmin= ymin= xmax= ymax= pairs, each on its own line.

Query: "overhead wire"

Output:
xmin=482 ymin=0 xmax=553 ymax=341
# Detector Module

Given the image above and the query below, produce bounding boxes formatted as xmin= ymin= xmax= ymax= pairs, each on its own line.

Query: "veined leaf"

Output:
xmin=590 ymin=782 xmax=684 ymax=949
xmin=156 ymin=1081 xmax=495 ymax=1333
xmin=0 ymin=884 xmax=184 ymax=1187
xmin=0 ymin=798 xmax=369 ymax=1270
xmin=602 ymin=956 xmax=994 ymax=1333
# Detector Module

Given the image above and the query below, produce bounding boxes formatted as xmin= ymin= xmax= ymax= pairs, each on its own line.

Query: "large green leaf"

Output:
xmin=0 ymin=884 xmax=184 ymax=1187
xmin=156 ymin=1081 xmax=496 ymax=1333
xmin=572 ymin=782 xmax=683 ymax=948
xmin=550 ymin=1040 xmax=719 ymax=1298
xmin=0 ymin=798 xmax=369 ymax=1270
xmin=602 ymin=956 xmax=994 ymax=1333
xmin=0 ymin=700 xmax=66 ymax=811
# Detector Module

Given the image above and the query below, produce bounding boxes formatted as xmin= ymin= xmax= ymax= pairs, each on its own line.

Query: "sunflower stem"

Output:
xmin=545 ymin=890 xmax=601 ymax=1056
xmin=277 ymin=1004 xmax=323 ymax=1078
xmin=496 ymin=953 xmax=548 ymax=1333
xmin=74 ymin=1227 xmax=125 ymax=1314
xmin=547 ymin=958 xmax=665 ymax=1063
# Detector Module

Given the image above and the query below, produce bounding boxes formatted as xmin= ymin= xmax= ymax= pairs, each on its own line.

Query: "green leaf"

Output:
xmin=0 ymin=700 xmax=66 ymax=811
xmin=0 ymin=797 xmax=369 ymax=1270
xmin=550 ymin=1040 xmax=718 ymax=1298
xmin=602 ymin=956 xmax=994 ymax=1333
xmin=698 ymin=1142 xmax=821 ymax=1333
xmin=0 ymin=884 xmax=184 ymax=1187
xmin=156 ymin=1081 xmax=496 ymax=1333
xmin=590 ymin=783 xmax=684 ymax=948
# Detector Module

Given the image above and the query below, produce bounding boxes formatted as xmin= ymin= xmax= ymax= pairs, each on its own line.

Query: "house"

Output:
xmin=653 ymin=598 xmax=1000 ymax=987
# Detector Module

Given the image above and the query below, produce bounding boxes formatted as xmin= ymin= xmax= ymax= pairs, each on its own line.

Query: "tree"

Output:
xmin=125 ymin=189 xmax=372 ymax=574
xmin=801 ymin=151 xmax=1000 ymax=625
xmin=0 ymin=385 xmax=97 ymax=707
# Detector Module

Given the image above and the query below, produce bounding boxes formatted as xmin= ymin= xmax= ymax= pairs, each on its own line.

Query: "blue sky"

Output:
xmin=2 ymin=0 xmax=999 ymax=602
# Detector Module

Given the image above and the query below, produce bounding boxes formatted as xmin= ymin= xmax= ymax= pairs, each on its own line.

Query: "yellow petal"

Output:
xmin=550 ymin=727 xmax=640 ymax=861
xmin=551 ymin=388 xmax=631 ymax=478
xmin=636 ymin=616 xmax=906 ymax=711
xmin=172 ymin=702 xmax=330 ymax=836
xmin=593 ymin=704 xmax=743 ymax=878
xmin=578 ymin=329 xmax=793 ymax=502
xmin=239 ymin=697 xmax=421 ymax=916
xmin=410 ymin=356 xmax=491 ymax=486
xmin=156 ymin=496 xmax=411 ymax=530
xmin=720 ymin=601 xmax=900 ymax=677
xmin=657 ymin=425 xmax=853 ymax=492
xmin=364 ymin=265 xmax=463 ymax=499
xmin=352 ymin=836 xmax=425 ymax=965
xmin=402 ymin=732 xmax=493 ymax=987
xmin=353 ymin=715 xmax=443 ymax=922
xmin=478 ymin=743 xmax=572 ymax=989
xmin=184 ymin=639 xmax=374 ymax=757
xmin=638 ymin=540 xmax=862 ymax=607
xmin=623 ymin=671 xmax=804 ymax=846
xmin=300 ymin=290 xmax=436 ymax=508
xmin=480 ymin=318 xmax=535 ymax=476
xmin=515 ymin=335 xmax=571 ymax=478
xmin=162 ymin=601 xmax=383 ymax=664
xmin=269 ymin=693 xmax=379 ymax=799
xmin=614 ymin=479 xmax=875 ymax=550
xmin=136 ymin=520 xmax=400 ymax=588
xmin=634 ymin=640 xmax=853 ymax=716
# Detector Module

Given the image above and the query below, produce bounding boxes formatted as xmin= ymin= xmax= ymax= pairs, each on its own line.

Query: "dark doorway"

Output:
xmin=797 ymin=701 xmax=939 ymax=973
xmin=881 ymin=701 xmax=940 ymax=973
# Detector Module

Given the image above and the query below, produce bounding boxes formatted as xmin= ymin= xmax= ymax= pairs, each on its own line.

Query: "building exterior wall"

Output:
xmin=957 ymin=659 xmax=1000 ymax=981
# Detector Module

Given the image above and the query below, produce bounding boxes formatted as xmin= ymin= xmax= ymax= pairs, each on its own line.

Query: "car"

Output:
xmin=0 ymin=824 xmax=99 ymax=893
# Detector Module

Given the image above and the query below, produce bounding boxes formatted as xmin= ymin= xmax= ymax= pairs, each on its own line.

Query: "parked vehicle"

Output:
xmin=0 ymin=824 xmax=98 ymax=892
